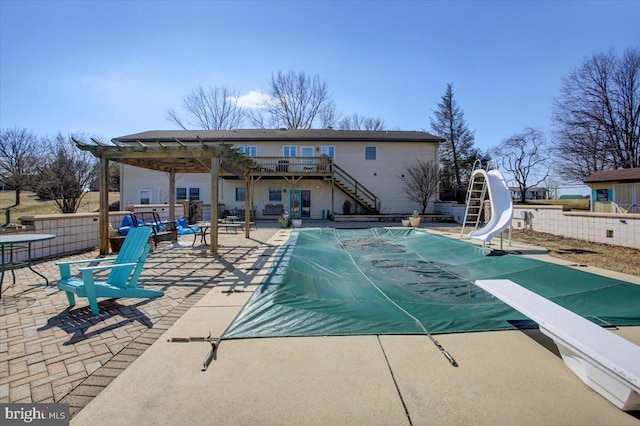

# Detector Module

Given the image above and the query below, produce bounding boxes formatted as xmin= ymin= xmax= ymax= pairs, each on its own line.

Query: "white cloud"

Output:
xmin=227 ymin=90 xmax=272 ymax=109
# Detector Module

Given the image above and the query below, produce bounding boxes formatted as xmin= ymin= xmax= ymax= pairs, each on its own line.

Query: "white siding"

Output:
xmin=121 ymin=139 xmax=439 ymax=217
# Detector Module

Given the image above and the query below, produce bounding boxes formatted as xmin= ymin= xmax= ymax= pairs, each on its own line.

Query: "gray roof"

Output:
xmin=112 ymin=129 xmax=444 ymax=144
xmin=583 ymin=168 xmax=640 ymax=183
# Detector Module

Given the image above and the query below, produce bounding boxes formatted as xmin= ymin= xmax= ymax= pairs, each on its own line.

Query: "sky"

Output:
xmin=1 ymin=0 xmax=639 ymax=192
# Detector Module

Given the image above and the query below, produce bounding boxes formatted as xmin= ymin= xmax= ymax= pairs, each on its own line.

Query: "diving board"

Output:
xmin=475 ymin=279 xmax=640 ymax=411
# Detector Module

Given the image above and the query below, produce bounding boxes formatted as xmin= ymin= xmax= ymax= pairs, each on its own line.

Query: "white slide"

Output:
xmin=468 ymin=169 xmax=513 ymax=243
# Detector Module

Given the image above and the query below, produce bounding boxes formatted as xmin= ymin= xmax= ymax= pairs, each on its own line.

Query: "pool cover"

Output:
xmin=223 ymin=228 xmax=640 ymax=338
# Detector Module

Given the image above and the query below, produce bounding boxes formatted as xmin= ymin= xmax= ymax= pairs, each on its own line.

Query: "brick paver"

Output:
xmin=0 ymin=222 xmax=283 ymax=416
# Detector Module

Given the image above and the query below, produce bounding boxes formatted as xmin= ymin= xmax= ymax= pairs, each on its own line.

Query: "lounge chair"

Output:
xmin=56 ymin=227 xmax=163 ymax=315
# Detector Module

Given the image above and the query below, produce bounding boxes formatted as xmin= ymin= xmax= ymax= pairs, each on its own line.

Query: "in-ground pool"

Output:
xmin=223 ymin=228 xmax=640 ymax=338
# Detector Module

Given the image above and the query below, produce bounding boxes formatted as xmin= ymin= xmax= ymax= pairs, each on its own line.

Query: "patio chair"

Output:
xmin=130 ymin=212 xmax=175 ymax=246
xmin=174 ymin=217 xmax=201 ymax=235
xmin=56 ymin=227 xmax=163 ymax=315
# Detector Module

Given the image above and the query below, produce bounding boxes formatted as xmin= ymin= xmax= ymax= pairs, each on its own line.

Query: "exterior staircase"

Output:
xmin=332 ymin=163 xmax=379 ymax=213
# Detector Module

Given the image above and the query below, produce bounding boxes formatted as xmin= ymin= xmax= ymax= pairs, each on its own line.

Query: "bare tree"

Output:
xmin=248 ymin=70 xmax=337 ymax=129
xmin=430 ymin=84 xmax=477 ymax=194
xmin=493 ymin=128 xmax=551 ymax=204
xmin=337 ymin=113 xmax=385 ymax=130
xmin=166 ymin=85 xmax=245 ymax=130
xmin=401 ymin=160 xmax=439 ymax=214
xmin=0 ymin=128 xmax=41 ymax=205
xmin=34 ymin=133 xmax=99 ymax=213
xmin=553 ymin=48 xmax=640 ymax=181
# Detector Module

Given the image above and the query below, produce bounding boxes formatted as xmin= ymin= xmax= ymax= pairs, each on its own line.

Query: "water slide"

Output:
xmin=468 ymin=169 xmax=513 ymax=243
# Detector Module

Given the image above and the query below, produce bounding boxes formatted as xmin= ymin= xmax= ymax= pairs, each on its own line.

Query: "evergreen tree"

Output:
xmin=430 ymin=84 xmax=477 ymax=199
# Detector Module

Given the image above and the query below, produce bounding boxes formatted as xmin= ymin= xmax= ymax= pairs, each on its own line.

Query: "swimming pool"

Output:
xmin=224 ymin=228 xmax=640 ymax=338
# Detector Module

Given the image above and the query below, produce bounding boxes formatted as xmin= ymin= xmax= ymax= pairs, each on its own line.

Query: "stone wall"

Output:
xmin=2 ymin=206 xmax=185 ymax=264
xmin=512 ymin=205 xmax=639 ymax=249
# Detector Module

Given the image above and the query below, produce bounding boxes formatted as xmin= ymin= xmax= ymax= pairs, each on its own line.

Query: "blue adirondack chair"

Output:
xmin=56 ymin=227 xmax=163 ymax=315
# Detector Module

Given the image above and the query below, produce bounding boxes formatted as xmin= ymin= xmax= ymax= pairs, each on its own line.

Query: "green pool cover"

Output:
xmin=223 ymin=228 xmax=640 ymax=338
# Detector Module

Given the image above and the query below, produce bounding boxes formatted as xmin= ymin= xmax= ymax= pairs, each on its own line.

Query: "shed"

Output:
xmin=583 ymin=168 xmax=640 ymax=213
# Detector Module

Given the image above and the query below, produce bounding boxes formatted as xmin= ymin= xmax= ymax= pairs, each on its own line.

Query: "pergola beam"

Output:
xmin=73 ymin=138 xmax=256 ymax=255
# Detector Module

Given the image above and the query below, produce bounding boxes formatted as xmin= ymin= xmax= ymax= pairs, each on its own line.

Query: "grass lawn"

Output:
xmin=0 ymin=191 xmax=120 ymax=222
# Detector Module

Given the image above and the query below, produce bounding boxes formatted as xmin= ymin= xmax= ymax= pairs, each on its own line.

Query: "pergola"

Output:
xmin=73 ymin=138 xmax=258 ymax=255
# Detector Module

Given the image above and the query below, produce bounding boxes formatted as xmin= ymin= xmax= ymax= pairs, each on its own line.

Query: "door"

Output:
xmin=290 ymin=189 xmax=311 ymax=218
xmin=290 ymin=190 xmax=301 ymax=219
xmin=301 ymin=190 xmax=311 ymax=218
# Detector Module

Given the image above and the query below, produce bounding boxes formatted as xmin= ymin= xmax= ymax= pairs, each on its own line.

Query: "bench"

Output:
xmin=475 ymin=279 xmax=640 ymax=411
xmin=263 ymin=204 xmax=284 ymax=216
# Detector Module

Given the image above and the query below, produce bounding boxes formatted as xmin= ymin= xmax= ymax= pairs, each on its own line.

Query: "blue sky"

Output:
xmin=1 ymin=1 xmax=638 ymax=161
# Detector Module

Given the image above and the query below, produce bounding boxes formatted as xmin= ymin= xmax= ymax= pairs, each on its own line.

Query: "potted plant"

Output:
xmin=291 ymin=218 xmax=302 ymax=228
xmin=401 ymin=218 xmax=411 ymax=227
xmin=278 ymin=211 xmax=290 ymax=228
xmin=409 ymin=211 xmax=421 ymax=228
xmin=108 ymin=225 xmax=126 ymax=253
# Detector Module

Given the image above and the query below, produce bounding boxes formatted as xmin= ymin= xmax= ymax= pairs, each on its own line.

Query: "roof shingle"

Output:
xmin=583 ymin=168 xmax=640 ymax=183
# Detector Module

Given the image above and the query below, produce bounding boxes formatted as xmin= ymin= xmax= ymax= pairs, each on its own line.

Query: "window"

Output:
xmin=237 ymin=145 xmax=257 ymax=157
xmin=283 ymin=145 xmax=297 ymax=157
xmin=235 ymin=187 xmax=245 ymax=201
xmin=188 ymin=188 xmax=200 ymax=200
xmin=301 ymin=147 xmax=313 ymax=157
xmin=321 ymin=146 xmax=335 ymax=158
xmin=269 ymin=187 xmax=282 ymax=202
xmin=365 ymin=146 xmax=377 ymax=160
xmin=176 ymin=187 xmax=200 ymax=200
xmin=139 ymin=189 xmax=151 ymax=204
xmin=176 ymin=188 xmax=187 ymax=200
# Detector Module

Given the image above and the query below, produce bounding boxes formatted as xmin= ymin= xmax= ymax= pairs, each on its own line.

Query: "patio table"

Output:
xmin=0 ymin=233 xmax=55 ymax=298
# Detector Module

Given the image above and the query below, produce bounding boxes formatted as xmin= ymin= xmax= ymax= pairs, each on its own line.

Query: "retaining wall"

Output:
xmin=1 ymin=205 xmax=185 ymax=264
xmin=512 ymin=205 xmax=639 ymax=249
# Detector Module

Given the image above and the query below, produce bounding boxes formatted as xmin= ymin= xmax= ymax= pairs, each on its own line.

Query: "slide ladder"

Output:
xmin=460 ymin=167 xmax=487 ymax=238
xmin=461 ymin=161 xmax=514 ymax=246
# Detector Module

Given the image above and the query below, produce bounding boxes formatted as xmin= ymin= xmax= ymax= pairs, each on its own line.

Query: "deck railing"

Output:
xmin=250 ymin=156 xmax=332 ymax=173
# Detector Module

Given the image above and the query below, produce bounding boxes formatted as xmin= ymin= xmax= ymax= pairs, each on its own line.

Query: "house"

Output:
xmin=584 ymin=168 xmax=640 ymax=213
xmin=113 ymin=129 xmax=443 ymax=220
xmin=508 ymin=186 xmax=549 ymax=201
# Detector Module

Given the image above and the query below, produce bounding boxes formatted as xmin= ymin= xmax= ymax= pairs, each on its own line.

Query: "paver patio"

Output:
xmin=1 ymin=222 xmax=283 ymax=416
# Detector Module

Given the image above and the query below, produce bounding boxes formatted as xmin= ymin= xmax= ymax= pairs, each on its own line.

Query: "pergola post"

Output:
xmin=211 ymin=157 xmax=220 ymax=254
xmin=168 ymin=172 xmax=176 ymax=222
xmin=244 ymin=171 xmax=250 ymax=239
xmin=99 ymin=158 xmax=109 ymax=255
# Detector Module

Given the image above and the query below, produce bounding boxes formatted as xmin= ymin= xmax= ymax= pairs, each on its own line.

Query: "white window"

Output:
xmin=365 ymin=146 xmax=377 ymax=160
xmin=269 ymin=187 xmax=282 ymax=202
xmin=301 ymin=147 xmax=313 ymax=157
xmin=321 ymin=146 xmax=335 ymax=158
xmin=283 ymin=146 xmax=297 ymax=157
xmin=139 ymin=189 xmax=152 ymax=204
xmin=177 ymin=187 xmax=200 ymax=201
xmin=235 ymin=187 xmax=245 ymax=201
xmin=237 ymin=145 xmax=257 ymax=157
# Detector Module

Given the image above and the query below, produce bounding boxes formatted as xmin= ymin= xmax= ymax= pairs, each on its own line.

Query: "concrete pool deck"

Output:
xmin=70 ymin=223 xmax=640 ymax=425
xmin=2 ymin=221 xmax=639 ymax=424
